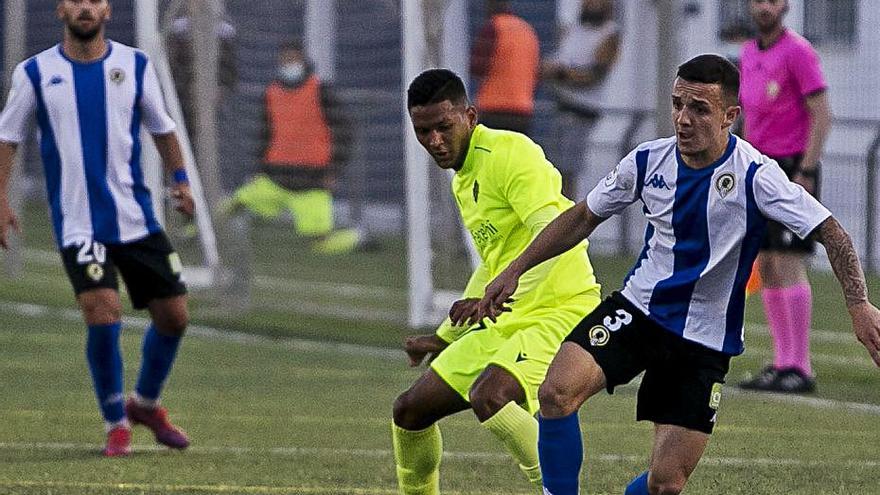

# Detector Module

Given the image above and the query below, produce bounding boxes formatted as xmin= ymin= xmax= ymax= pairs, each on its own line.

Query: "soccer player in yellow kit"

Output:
xmin=391 ymin=69 xmax=602 ymax=494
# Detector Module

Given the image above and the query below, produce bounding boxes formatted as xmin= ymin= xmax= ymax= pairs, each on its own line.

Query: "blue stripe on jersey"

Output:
xmin=634 ymin=149 xmax=649 ymax=201
xmin=723 ymin=161 xmax=768 ymax=354
xmin=624 ymin=220 xmax=654 ymax=287
xmin=649 ymin=135 xmax=736 ymax=333
xmin=25 ymin=59 xmax=64 ymax=245
xmin=73 ymin=60 xmax=120 ymax=242
xmin=624 ymin=148 xmax=653 ymax=287
xmin=129 ymin=52 xmax=160 ymax=234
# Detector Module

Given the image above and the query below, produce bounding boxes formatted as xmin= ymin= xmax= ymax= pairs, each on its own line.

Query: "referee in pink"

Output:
xmin=738 ymin=0 xmax=832 ymax=393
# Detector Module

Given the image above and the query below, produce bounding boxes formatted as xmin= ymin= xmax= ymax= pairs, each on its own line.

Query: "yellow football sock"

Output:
xmin=481 ymin=401 xmax=541 ymax=485
xmin=392 ymin=422 xmax=442 ymax=495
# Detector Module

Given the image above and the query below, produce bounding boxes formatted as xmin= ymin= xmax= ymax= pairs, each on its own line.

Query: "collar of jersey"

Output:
xmin=57 ymin=39 xmax=114 ymax=66
xmin=675 ymin=133 xmax=736 ymax=174
xmin=458 ymin=124 xmax=486 ymax=176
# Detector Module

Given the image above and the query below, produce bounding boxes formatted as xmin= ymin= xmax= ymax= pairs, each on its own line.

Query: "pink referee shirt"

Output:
xmin=739 ymin=29 xmax=827 ymax=157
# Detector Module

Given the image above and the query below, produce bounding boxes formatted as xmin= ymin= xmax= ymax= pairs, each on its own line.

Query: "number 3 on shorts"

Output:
xmin=602 ymin=309 xmax=633 ymax=332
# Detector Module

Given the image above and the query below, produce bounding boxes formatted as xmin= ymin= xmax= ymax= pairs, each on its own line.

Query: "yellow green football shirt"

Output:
xmin=436 ymin=124 xmax=600 ymax=342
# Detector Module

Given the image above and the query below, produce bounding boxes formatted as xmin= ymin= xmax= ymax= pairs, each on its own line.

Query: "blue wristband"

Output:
xmin=173 ymin=169 xmax=189 ymax=184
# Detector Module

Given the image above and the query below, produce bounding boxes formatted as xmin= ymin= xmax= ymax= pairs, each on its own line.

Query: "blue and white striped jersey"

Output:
xmin=587 ymin=135 xmax=831 ymax=355
xmin=0 ymin=41 xmax=176 ymax=248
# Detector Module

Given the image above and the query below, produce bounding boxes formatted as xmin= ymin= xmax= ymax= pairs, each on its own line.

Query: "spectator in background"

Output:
xmin=469 ymin=0 xmax=540 ymax=136
xmin=541 ymin=0 xmax=620 ymax=199
xmin=227 ymin=41 xmax=360 ymax=255
xmin=738 ymin=0 xmax=832 ymax=394
xmin=165 ymin=13 xmax=238 ymax=145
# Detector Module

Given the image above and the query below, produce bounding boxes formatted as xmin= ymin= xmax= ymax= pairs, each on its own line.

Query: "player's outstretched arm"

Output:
xmin=0 ymin=141 xmax=21 ymax=249
xmin=478 ymin=201 xmax=605 ymax=321
xmin=152 ymin=132 xmax=194 ymax=218
xmin=814 ymin=216 xmax=880 ymax=366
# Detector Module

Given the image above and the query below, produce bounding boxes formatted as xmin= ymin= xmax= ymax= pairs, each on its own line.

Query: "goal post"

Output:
xmin=135 ymin=0 xmax=221 ymax=288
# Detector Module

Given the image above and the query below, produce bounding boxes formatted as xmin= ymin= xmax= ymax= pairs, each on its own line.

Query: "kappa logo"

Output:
xmin=715 ymin=172 xmax=736 ymax=198
xmin=644 ymin=173 xmax=671 ymax=190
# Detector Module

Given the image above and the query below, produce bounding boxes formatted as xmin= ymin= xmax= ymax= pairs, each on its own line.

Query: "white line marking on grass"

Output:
xmin=2 ymin=301 xmax=879 ymax=415
xmin=0 ymin=480 xmax=403 ymax=495
xmin=0 ymin=301 xmax=399 ymax=360
xmin=1 ymin=442 xmax=879 ymax=469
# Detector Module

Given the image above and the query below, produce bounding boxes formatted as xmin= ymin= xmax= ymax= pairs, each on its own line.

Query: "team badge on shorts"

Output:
xmin=168 ymin=252 xmax=183 ymax=275
xmin=709 ymin=382 xmax=723 ymax=410
xmin=588 ymin=325 xmax=610 ymax=346
xmin=109 ymin=68 xmax=126 ymax=84
xmin=86 ymin=262 xmax=104 ymax=282
xmin=715 ymin=172 xmax=735 ymax=198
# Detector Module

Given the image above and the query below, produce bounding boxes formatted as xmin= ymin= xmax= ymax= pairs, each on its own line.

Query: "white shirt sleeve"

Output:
xmin=586 ymin=149 xmax=639 ymax=218
xmin=753 ymin=160 xmax=832 ymax=239
xmin=140 ymin=58 xmax=177 ymax=135
xmin=0 ymin=62 xmax=37 ymax=144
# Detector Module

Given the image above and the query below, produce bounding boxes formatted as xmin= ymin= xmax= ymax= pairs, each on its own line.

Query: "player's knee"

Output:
xmin=468 ymin=383 xmax=510 ymax=422
xmin=393 ymin=391 xmax=424 ymax=430
xmin=153 ymin=308 xmax=188 ymax=336
xmin=80 ymin=296 xmax=122 ymax=325
xmin=538 ymin=380 xmax=578 ymax=418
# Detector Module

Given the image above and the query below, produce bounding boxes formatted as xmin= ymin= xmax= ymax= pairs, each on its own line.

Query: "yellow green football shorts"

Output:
xmin=430 ymin=291 xmax=601 ymax=415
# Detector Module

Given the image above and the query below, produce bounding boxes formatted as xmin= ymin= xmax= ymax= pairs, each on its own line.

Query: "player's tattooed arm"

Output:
xmin=815 ymin=216 xmax=880 ymax=367
xmin=814 ymin=217 xmax=868 ymax=308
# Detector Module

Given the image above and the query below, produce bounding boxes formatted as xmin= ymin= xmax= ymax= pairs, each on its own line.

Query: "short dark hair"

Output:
xmin=407 ymin=69 xmax=468 ymax=109
xmin=676 ymin=54 xmax=740 ymax=105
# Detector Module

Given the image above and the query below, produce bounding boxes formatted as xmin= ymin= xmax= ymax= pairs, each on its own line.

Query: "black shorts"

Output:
xmin=60 ymin=231 xmax=187 ymax=309
xmin=564 ymin=292 xmax=731 ymax=434
xmin=762 ymin=154 xmax=821 ymax=254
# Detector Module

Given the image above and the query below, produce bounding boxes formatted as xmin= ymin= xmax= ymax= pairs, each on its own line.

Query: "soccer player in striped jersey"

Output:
xmin=477 ymin=54 xmax=880 ymax=494
xmin=0 ymin=0 xmax=193 ymax=456
xmin=393 ymin=69 xmax=602 ymax=494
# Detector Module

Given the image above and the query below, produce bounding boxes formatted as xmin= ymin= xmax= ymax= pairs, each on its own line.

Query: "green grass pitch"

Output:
xmin=0 ymin=202 xmax=878 ymax=494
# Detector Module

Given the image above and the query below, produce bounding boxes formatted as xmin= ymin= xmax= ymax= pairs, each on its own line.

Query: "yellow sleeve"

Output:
xmin=511 ymin=205 xmax=564 ymax=299
xmin=436 ymin=262 xmax=491 ymax=343
xmin=500 ymin=136 xmax=564 ymax=225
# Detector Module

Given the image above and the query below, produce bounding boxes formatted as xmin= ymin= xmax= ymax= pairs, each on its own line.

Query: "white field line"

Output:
xmin=0 ymin=479 xmax=404 ymax=495
xmin=0 ymin=300 xmax=399 ymax=360
xmin=19 ymin=247 xmax=872 ymax=336
xmin=1 ymin=300 xmax=879 ymax=415
xmin=1 ymin=441 xmax=878 ymax=469
xmin=24 ymin=247 xmax=406 ymax=301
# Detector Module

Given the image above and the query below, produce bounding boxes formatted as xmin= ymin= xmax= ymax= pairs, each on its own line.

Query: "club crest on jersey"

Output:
xmin=473 ymin=180 xmax=480 ymax=203
xmin=715 ymin=172 xmax=735 ymax=198
xmin=86 ymin=262 xmax=104 ymax=282
xmin=109 ymin=68 xmax=126 ymax=84
xmin=645 ymin=173 xmax=671 ymax=190
xmin=588 ymin=325 xmax=610 ymax=346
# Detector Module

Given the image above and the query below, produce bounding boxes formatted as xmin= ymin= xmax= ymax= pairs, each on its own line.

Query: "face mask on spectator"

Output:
xmin=278 ymin=62 xmax=306 ymax=84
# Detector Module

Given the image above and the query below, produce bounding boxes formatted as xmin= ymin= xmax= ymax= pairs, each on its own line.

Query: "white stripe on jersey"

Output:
xmin=587 ymin=135 xmax=831 ymax=355
xmin=0 ymin=41 xmax=176 ymax=248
